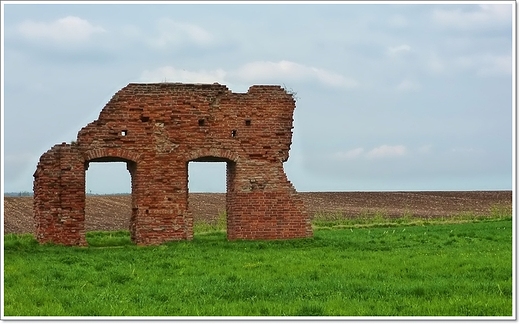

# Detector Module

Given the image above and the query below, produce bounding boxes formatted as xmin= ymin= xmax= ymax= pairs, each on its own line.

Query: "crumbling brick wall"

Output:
xmin=33 ymin=83 xmax=312 ymax=245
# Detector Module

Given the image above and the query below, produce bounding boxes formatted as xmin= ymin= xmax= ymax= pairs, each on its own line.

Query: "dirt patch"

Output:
xmin=4 ymin=191 xmax=512 ymax=234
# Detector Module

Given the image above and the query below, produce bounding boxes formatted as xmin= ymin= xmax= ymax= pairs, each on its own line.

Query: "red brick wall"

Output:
xmin=33 ymin=83 xmax=312 ymax=245
xmin=33 ymin=143 xmax=86 ymax=245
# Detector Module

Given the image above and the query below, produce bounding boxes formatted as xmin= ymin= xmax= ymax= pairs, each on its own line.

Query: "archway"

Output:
xmin=85 ymin=157 xmax=136 ymax=244
xmin=187 ymin=156 xmax=235 ymax=237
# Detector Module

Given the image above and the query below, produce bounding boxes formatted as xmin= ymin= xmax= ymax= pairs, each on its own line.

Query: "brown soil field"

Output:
xmin=3 ymin=191 xmax=512 ymax=234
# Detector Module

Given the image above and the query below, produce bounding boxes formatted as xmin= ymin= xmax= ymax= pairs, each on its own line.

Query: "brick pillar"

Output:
xmin=127 ymin=160 xmax=138 ymax=243
xmin=227 ymin=160 xmax=312 ymax=240
xmin=130 ymin=157 xmax=191 ymax=245
xmin=33 ymin=143 xmax=86 ymax=245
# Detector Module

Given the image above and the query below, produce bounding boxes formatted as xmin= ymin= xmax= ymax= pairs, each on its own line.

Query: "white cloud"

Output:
xmin=140 ymin=66 xmax=227 ymax=83
xmin=120 ymin=24 xmax=145 ymax=39
xmin=236 ymin=61 xmax=304 ymax=80
xmin=149 ymin=18 xmax=214 ymax=48
xmin=387 ymin=44 xmax=411 ymax=56
xmin=477 ymin=55 xmax=512 ymax=76
xmin=432 ymin=4 xmax=512 ymax=30
xmin=388 ymin=15 xmax=408 ymax=28
xmin=454 ymin=56 xmax=475 ymax=69
xmin=451 ymin=147 xmax=483 ymax=154
xmin=418 ymin=145 xmax=433 ymax=154
xmin=426 ymin=53 xmax=446 ymax=75
xmin=333 ymin=148 xmax=364 ymax=161
xmin=395 ymin=79 xmax=421 ymax=92
xmin=454 ymin=54 xmax=512 ymax=76
xmin=17 ymin=16 xmax=105 ymax=43
xmin=142 ymin=60 xmax=358 ymax=89
xmin=366 ymin=145 xmax=407 ymax=159
xmin=234 ymin=60 xmax=358 ymax=89
xmin=333 ymin=145 xmax=407 ymax=161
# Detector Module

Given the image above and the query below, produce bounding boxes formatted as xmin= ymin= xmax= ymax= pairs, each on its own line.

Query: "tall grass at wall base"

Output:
xmin=311 ymin=203 xmax=512 ymax=229
xmin=193 ymin=210 xmax=227 ymax=234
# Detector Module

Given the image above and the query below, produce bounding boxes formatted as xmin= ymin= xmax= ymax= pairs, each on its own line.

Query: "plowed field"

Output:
xmin=3 ymin=191 xmax=512 ymax=234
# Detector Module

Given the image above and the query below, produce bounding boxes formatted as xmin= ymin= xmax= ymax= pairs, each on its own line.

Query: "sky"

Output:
xmin=1 ymin=1 xmax=515 ymax=194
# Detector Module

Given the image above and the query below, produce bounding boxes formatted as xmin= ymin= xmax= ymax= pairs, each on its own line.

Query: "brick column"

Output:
xmin=227 ymin=160 xmax=311 ymax=240
xmin=33 ymin=143 xmax=86 ymax=245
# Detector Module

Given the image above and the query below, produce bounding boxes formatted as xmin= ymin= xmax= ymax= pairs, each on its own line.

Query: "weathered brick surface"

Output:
xmin=33 ymin=83 xmax=312 ymax=246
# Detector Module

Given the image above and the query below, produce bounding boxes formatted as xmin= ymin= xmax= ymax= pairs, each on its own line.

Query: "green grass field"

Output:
xmin=3 ymin=217 xmax=513 ymax=317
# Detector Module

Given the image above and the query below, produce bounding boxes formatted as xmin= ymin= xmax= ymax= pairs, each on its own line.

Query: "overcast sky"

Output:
xmin=2 ymin=1 xmax=514 ymax=194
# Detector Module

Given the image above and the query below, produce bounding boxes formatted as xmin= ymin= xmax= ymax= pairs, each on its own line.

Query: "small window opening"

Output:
xmin=121 ymin=130 xmax=127 ymax=136
xmin=140 ymin=116 xmax=150 ymax=122
xmin=245 ymin=119 xmax=251 ymax=126
xmin=231 ymin=129 xmax=237 ymax=137
xmin=198 ymin=119 xmax=205 ymax=126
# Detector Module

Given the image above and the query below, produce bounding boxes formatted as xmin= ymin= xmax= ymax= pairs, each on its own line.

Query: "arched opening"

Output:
xmin=85 ymin=158 xmax=135 ymax=245
xmin=187 ymin=157 xmax=234 ymax=237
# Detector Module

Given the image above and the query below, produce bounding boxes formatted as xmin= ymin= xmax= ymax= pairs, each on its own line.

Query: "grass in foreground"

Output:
xmin=3 ymin=219 xmax=512 ymax=317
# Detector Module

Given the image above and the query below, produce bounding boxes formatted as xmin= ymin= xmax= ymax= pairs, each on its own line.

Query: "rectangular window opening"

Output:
xmin=198 ymin=119 xmax=205 ymax=126
xmin=121 ymin=130 xmax=127 ymax=136
xmin=245 ymin=119 xmax=251 ymax=126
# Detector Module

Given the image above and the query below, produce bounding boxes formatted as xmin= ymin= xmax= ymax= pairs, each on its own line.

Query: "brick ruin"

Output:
xmin=33 ymin=83 xmax=312 ymax=245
